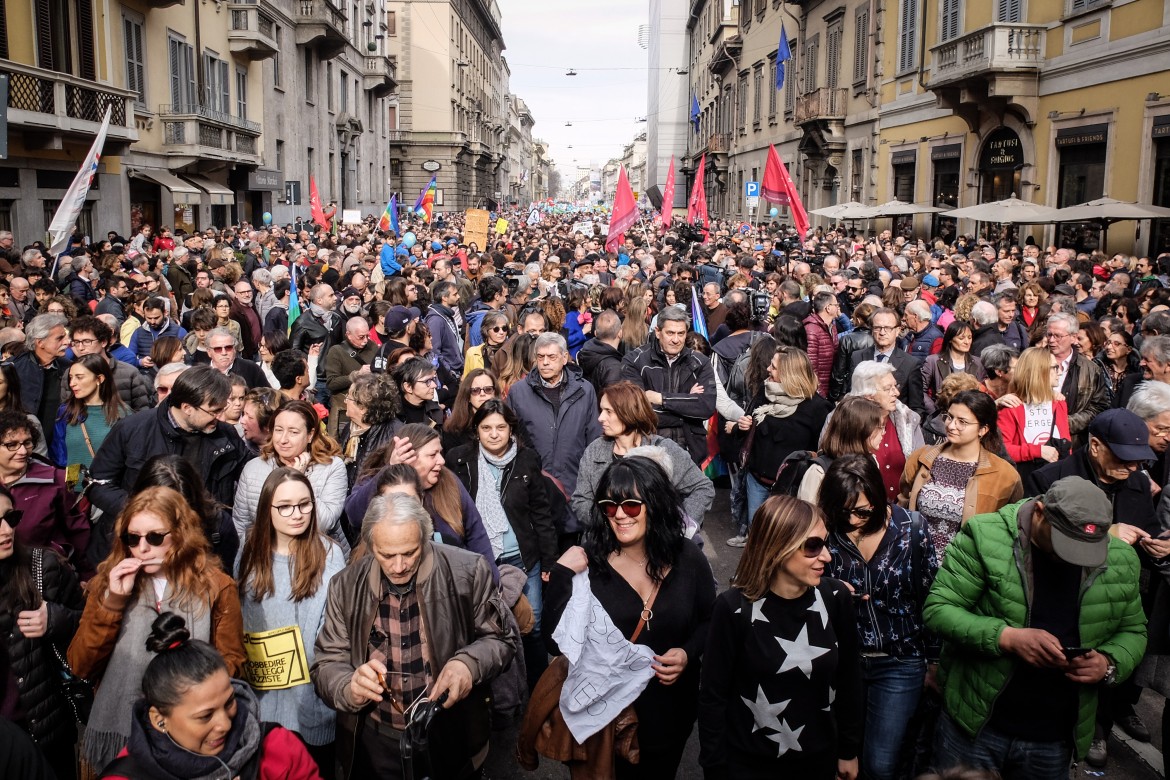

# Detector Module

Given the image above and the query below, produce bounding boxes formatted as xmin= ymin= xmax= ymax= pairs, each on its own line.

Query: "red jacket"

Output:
xmin=101 ymin=726 xmax=322 ymax=780
xmin=802 ymin=313 xmax=839 ymax=397
xmin=997 ymin=399 xmax=1071 ymax=463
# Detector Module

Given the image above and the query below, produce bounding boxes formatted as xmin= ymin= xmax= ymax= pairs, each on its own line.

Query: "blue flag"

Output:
xmin=690 ymin=94 xmax=700 ymax=133
xmin=690 ymin=285 xmax=708 ymax=340
xmin=776 ymin=24 xmax=791 ymax=90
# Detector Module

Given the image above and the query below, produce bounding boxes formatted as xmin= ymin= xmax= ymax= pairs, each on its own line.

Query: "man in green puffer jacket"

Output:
xmin=924 ymin=477 xmax=1147 ymax=779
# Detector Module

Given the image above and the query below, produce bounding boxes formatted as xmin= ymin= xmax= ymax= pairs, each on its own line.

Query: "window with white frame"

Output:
xmin=202 ymin=52 xmax=229 ymax=114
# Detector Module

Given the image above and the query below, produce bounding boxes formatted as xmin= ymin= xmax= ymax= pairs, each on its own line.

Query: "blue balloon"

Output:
xmin=262 ymin=211 xmax=273 ymax=225
xmin=769 ymin=207 xmax=779 ymax=217
xmin=403 ymin=232 xmax=417 ymax=248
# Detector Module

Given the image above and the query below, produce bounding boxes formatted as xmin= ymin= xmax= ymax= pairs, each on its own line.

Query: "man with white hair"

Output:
xmin=12 ymin=313 xmax=70 ymax=448
xmin=970 ymin=300 xmax=1006 ymax=360
xmin=900 ymin=299 xmax=942 ymax=364
xmin=312 ymin=493 xmax=514 ymax=780
xmin=1047 ymin=312 xmax=1107 ymax=444
xmin=1128 ymin=380 xmax=1170 ymax=487
xmin=1117 ymin=334 xmax=1170 ymax=408
xmin=205 ymin=327 xmax=268 ymax=389
xmin=252 ymin=268 xmax=276 ymax=324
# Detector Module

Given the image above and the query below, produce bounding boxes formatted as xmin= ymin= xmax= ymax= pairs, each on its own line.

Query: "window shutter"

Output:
xmin=941 ymin=0 xmax=960 ymax=42
xmin=854 ymin=7 xmax=869 ymax=83
xmin=35 ymin=0 xmax=54 ymax=70
xmin=169 ymin=38 xmax=181 ymax=108
xmin=219 ymin=60 xmax=229 ymax=113
xmin=899 ymin=0 xmax=918 ymax=73
xmin=997 ymin=0 xmax=1021 ymax=22
xmin=827 ymin=26 xmax=841 ymax=90
xmin=78 ymin=0 xmax=96 ymax=80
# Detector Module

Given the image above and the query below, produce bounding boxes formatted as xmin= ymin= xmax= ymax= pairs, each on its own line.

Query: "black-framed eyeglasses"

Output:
xmin=273 ymin=501 xmax=314 ymax=518
xmin=598 ymin=499 xmax=645 ymax=518
xmin=120 ymin=530 xmax=171 ymax=547
xmin=71 ymin=337 xmax=100 ymax=348
xmin=1 ymin=439 xmax=34 ymax=452
xmin=801 ymin=536 xmax=828 ymax=558
xmin=0 ymin=509 xmax=24 ymax=527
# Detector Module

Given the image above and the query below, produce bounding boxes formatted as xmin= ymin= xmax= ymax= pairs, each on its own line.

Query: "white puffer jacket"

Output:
xmin=232 ymin=455 xmax=351 ymax=567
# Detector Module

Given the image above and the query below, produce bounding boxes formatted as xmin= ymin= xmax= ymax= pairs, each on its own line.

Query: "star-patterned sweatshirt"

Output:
xmin=698 ymin=580 xmax=862 ymax=777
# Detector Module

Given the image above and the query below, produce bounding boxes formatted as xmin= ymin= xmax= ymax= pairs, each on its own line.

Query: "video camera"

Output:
xmin=751 ymin=291 xmax=771 ymax=322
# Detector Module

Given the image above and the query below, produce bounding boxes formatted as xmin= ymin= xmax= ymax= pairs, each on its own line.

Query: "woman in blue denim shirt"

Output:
xmin=820 ymin=454 xmax=938 ymax=780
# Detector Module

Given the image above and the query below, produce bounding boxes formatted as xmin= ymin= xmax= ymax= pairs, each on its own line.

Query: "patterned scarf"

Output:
xmin=477 ymin=441 xmax=518 ymax=559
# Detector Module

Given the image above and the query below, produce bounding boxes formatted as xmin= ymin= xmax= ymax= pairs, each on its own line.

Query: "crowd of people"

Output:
xmin=0 ymin=212 xmax=1168 ymax=780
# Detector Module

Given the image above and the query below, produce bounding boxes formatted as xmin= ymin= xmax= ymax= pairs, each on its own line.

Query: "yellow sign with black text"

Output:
xmin=243 ymin=626 xmax=310 ymax=690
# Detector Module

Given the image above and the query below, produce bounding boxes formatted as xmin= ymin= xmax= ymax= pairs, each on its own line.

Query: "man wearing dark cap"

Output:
xmin=925 ymin=477 xmax=1147 ymax=779
xmin=372 ymin=305 xmax=418 ymax=373
xmin=1026 ymin=408 xmax=1158 ymax=543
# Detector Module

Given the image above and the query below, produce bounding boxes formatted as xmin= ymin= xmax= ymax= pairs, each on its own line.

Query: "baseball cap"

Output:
xmin=384 ymin=305 xmax=420 ymax=333
xmin=921 ymin=274 xmax=940 ymax=288
xmin=1088 ymin=408 xmax=1156 ymax=463
xmin=1041 ymin=477 xmax=1114 ymax=567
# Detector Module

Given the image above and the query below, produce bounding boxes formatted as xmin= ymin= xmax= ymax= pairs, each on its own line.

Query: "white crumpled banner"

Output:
xmin=552 ymin=571 xmax=657 ymax=743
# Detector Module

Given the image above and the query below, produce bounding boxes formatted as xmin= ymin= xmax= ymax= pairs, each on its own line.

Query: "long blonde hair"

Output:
xmin=1009 ymin=346 xmax=1056 ymax=405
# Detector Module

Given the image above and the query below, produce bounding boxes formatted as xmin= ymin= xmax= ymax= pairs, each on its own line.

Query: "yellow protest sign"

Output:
xmin=495 ymin=218 xmax=509 ymax=234
xmin=243 ymin=625 xmax=310 ymax=690
xmin=465 ymin=209 xmax=490 ymax=251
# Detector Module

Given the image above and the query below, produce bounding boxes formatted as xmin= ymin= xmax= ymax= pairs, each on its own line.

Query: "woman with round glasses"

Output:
xmin=441 ymin=368 xmax=499 ymax=452
xmin=900 ymin=390 xmax=1022 ymax=562
xmin=237 ymin=468 xmax=344 ymax=776
xmin=233 ymin=400 xmax=350 ymax=564
xmin=821 ymin=455 xmax=937 ymax=780
xmin=463 ymin=310 xmax=511 ymax=377
xmin=546 ymin=457 xmax=716 ymax=779
xmin=0 ymin=410 xmax=90 ymax=579
xmin=699 ymin=494 xmax=862 ymax=780
xmin=0 ymin=481 xmax=87 ymax=780
xmin=68 ymin=486 xmax=245 ymax=772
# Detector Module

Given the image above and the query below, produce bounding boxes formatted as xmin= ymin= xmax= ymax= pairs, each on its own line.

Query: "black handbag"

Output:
xmin=32 ymin=548 xmax=94 ymax=725
xmin=401 ymin=692 xmax=447 ymax=780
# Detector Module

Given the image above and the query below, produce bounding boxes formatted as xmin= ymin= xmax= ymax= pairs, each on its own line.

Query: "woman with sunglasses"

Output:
xmin=546 ymin=457 xmax=715 ymax=779
xmin=233 ymin=401 xmax=350 ymax=564
xmin=0 ymin=481 xmax=87 ymax=780
xmin=821 ymin=456 xmax=937 ymax=780
xmin=442 ymin=368 xmax=500 ymax=452
xmin=699 ymin=495 xmax=862 ymax=780
xmin=572 ymin=381 xmax=715 ymax=533
xmin=68 ymin=486 xmax=245 ymax=772
xmin=390 ymin=355 xmax=446 ymax=428
xmin=238 ymin=469 xmax=345 ymax=777
xmin=96 ymin=612 xmax=321 ymax=780
xmin=900 ymin=390 xmax=1022 ymax=562
xmin=462 ymin=310 xmax=510 ymax=378
xmin=0 ymin=410 xmax=91 ymax=579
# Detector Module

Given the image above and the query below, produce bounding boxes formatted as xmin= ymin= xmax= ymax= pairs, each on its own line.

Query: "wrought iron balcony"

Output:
xmin=795 ymin=87 xmax=847 ymax=124
xmin=295 ymin=0 xmax=349 ymax=60
xmin=707 ymin=132 xmax=729 ymax=153
xmin=927 ymin=23 xmax=1044 ymax=89
xmin=228 ymin=2 xmax=279 ymax=61
xmin=0 ymin=61 xmax=138 ymax=148
xmin=158 ymin=104 xmax=261 ymax=164
xmin=361 ymin=54 xmax=397 ymax=96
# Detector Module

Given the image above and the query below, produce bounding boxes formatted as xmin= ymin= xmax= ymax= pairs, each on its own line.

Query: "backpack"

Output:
xmin=718 ymin=332 xmax=766 ymax=410
xmin=767 ymin=450 xmax=833 ymax=495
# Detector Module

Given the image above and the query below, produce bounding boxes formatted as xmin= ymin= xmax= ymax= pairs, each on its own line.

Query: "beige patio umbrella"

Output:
xmin=1052 ymin=197 xmax=1170 ymax=248
xmin=941 ymin=197 xmax=1061 ymax=223
xmin=810 ymin=201 xmax=866 ymax=219
xmin=863 ymin=200 xmax=946 ymax=218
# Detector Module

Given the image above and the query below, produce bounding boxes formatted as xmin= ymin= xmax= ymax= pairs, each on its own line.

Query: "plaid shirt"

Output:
xmin=367 ymin=576 xmax=432 ymax=730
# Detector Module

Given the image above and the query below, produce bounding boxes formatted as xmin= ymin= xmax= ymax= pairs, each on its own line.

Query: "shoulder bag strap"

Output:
xmin=630 ymin=580 xmax=662 ymax=643
xmin=31 ymin=548 xmax=77 ymax=675
xmin=79 ymin=421 xmax=96 ymax=459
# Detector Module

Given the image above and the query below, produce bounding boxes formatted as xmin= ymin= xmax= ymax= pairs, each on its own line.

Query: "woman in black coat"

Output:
xmin=0 ymin=482 xmax=86 ymax=780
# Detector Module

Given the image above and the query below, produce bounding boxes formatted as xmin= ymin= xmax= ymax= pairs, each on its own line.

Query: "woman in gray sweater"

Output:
xmin=237 ymin=467 xmax=345 ymax=778
xmin=571 ymin=381 xmax=715 ymax=531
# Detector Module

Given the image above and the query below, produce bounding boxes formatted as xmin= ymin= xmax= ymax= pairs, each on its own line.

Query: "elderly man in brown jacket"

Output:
xmin=311 ymin=493 xmax=515 ymax=780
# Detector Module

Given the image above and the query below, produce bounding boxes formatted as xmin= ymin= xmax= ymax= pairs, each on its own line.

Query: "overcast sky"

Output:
xmin=501 ymin=1 xmax=650 ymax=184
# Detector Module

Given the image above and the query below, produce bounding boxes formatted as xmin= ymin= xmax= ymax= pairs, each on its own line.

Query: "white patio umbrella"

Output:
xmin=863 ymin=200 xmax=946 ymax=218
xmin=1052 ymin=197 xmax=1170 ymax=250
xmin=941 ymin=197 xmax=1061 ymax=223
xmin=810 ymin=201 xmax=866 ymax=219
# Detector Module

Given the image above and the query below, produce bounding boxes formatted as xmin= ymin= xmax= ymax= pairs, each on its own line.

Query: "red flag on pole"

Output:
xmin=309 ymin=176 xmax=330 ymax=231
xmin=687 ymin=154 xmax=709 ymax=242
xmin=605 ymin=166 xmax=638 ymax=254
xmin=659 ymin=157 xmax=676 ymax=234
xmin=761 ymin=144 xmax=809 ymax=238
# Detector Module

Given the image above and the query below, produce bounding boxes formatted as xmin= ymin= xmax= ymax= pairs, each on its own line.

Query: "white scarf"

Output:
xmin=477 ymin=442 xmax=518 ymax=559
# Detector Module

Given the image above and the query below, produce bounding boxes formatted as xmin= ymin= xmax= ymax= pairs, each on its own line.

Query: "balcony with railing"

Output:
xmin=387 ymin=130 xmax=468 ymax=146
xmin=707 ymin=132 xmax=730 ymax=153
xmin=361 ymin=54 xmax=397 ymax=96
xmin=295 ymin=0 xmax=348 ymax=60
xmin=158 ymin=104 xmax=261 ymax=164
xmin=229 ymin=1 xmax=279 ymax=60
xmin=795 ymin=86 xmax=847 ymax=125
xmin=927 ymin=23 xmax=1044 ymax=88
xmin=0 ymin=60 xmax=138 ymax=148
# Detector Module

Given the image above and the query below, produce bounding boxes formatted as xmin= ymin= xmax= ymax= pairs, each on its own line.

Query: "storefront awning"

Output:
xmin=130 ymin=169 xmax=201 ymax=204
xmin=182 ymin=175 xmax=235 ymax=206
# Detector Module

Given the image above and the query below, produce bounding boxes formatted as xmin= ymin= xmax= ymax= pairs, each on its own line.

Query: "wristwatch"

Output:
xmin=1103 ymin=659 xmax=1118 ymax=686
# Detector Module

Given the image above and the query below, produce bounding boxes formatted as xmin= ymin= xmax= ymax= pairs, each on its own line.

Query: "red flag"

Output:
xmin=605 ymin=166 xmax=638 ymax=253
xmin=659 ymin=157 xmax=676 ymax=234
xmin=309 ymin=176 xmax=330 ymax=231
xmin=761 ymin=144 xmax=809 ymax=238
xmin=687 ymin=154 xmax=709 ymax=242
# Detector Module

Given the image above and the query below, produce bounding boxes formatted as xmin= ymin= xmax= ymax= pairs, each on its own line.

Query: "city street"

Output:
xmin=483 ymin=487 xmax=1165 ymax=780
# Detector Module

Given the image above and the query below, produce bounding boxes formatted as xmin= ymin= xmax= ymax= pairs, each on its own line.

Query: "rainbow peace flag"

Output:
xmin=378 ymin=194 xmax=399 ymax=235
xmin=413 ymin=175 xmax=437 ymax=222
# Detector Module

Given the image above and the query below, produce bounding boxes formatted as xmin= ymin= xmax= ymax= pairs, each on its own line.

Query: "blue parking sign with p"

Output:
xmin=745 ymin=181 xmax=760 ymax=197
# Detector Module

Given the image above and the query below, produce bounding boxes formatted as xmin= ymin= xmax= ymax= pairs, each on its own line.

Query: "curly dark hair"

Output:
xmin=583 ymin=457 xmax=684 ymax=584
xmin=0 ymin=409 xmax=38 ymax=449
xmin=347 ymin=371 xmax=401 ymax=426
